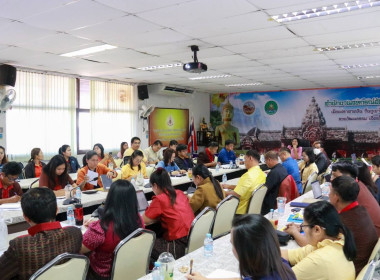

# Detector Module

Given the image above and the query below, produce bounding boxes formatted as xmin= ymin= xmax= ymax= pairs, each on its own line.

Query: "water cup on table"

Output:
xmin=277 ymin=197 xmax=287 ymax=216
xmin=269 ymin=209 xmax=279 ymax=229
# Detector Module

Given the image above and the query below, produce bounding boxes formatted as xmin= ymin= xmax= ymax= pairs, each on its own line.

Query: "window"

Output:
xmin=6 ymin=71 xmax=136 ymax=160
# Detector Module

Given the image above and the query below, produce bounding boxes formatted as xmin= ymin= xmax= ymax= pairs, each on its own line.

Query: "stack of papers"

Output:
xmin=0 ymin=203 xmax=21 ymax=211
xmin=207 ymin=269 xmax=240 ymax=278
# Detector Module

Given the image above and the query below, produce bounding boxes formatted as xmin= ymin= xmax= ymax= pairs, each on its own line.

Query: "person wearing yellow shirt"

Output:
xmin=281 ymin=201 xmax=356 ymax=280
xmin=121 ymin=150 xmax=147 ymax=180
xmin=123 ymin=137 xmax=147 ymax=163
xmin=223 ymin=150 xmax=266 ymax=214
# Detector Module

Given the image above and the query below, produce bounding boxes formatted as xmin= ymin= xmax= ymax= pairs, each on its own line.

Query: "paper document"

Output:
xmin=87 ymin=170 xmax=99 ymax=186
xmin=0 ymin=203 xmax=21 ymax=210
xmin=207 ymin=269 xmax=240 ymax=278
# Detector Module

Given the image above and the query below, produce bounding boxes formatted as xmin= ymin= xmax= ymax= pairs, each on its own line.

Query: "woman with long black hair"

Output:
xmin=187 ymin=214 xmax=296 ymax=280
xmin=282 ymin=200 xmax=356 ymax=280
xmin=189 ymin=164 xmax=225 ymax=215
xmin=81 ymin=180 xmax=144 ymax=279
xmin=143 ymin=168 xmax=194 ymax=260
xmin=121 ymin=150 xmax=147 ymax=180
xmin=298 ymin=147 xmax=318 ymax=190
xmin=58 ymin=144 xmax=80 ymax=173
xmin=93 ymin=143 xmax=117 ymax=169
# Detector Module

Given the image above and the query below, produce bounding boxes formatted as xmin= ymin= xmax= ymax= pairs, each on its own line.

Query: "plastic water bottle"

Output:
xmin=0 ymin=209 xmax=8 ymax=251
xmin=229 ymin=160 xmax=233 ymax=169
xmin=204 ymin=233 xmax=213 ymax=257
xmin=215 ymin=163 xmax=220 ymax=173
xmin=152 ymin=262 xmax=162 ymax=280
xmin=222 ymin=173 xmax=227 ymax=184
xmin=76 ymin=188 xmax=82 ymax=203
xmin=67 ymin=206 xmax=75 ymax=226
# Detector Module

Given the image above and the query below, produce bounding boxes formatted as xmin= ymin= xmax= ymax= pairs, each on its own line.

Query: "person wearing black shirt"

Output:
xmin=174 ymin=144 xmax=194 ymax=170
xmin=262 ymin=151 xmax=288 ymax=215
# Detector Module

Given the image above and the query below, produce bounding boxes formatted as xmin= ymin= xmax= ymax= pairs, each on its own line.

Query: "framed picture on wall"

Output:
xmin=148 ymin=108 xmax=189 ymax=147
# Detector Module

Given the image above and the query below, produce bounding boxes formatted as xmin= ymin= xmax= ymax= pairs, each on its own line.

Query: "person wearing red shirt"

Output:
xmin=24 ymin=148 xmax=46 ymax=178
xmin=81 ymin=180 xmax=145 ymax=279
xmin=39 ymin=155 xmax=84 ymax=197
xmin=143 ymin=168 xmax=194 ymax=260
xmin=197 ymin=142 xmax=218 ymax=168
xmin=0 ymin=162 xmax=23 ymax=205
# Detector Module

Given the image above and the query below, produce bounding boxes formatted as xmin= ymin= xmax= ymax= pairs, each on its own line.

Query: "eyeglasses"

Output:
xmin=6 ymin=175 xmax=18 ymax=182
xmin=300 ymin=223 xmax=314 ymax=232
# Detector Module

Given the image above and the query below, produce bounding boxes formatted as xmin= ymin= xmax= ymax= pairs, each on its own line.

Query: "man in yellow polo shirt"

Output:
xmin=224 ymin=150 xmax=266 ymax=214
xmin=123 ymin=136 xmax=147 ymax=163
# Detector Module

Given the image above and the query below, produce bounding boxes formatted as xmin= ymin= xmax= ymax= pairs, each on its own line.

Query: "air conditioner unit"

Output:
xmin=147 ymin=84 xmax=195 ymax=97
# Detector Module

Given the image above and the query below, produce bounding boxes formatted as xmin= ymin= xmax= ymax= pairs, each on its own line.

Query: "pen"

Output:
xmin=190 ymin=259 xmax=193 ymax=275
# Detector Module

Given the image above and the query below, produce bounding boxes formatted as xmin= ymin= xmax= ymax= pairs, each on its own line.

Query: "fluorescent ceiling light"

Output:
xmin=314 ymin=41 xmax=380 ymax=52
xmin=341 ymin=63 xmax=380 ymax=69
xmin=138 ymin=63 xmax=182 ymax=71
xmin=60 ymin=44 xmax=117 ymax=57
xmin=357 ymin=75 xmax=380 ymax=79
xmin=189 ymin=75 xmax=231 ymax=80
xmin=225 ymin=83 xmax=263 ymax=87
xmin=271 ymin=0 xmax=380 ymax=22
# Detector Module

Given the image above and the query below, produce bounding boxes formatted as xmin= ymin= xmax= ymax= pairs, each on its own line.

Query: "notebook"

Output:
xmin=100 ymin=175 xmax=113 ymax=190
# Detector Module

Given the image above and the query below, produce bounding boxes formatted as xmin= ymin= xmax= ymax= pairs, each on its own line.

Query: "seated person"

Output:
xmin=331 ymin=161 xmax=380 ymax=236
xmin=189 ymin=164 xmax=225 ymax=215
xmin=156 ymin=148 xmax=186 ymax=176
xmin=372 ymin=155 xmax=380 ymax=203
xmin=143 ymin=168 xmax=194 ymax=260
xmin=77 ymin=151 xmax=117 ymax=190
xmin=313 ymin=147 xmax=329 ymax=175
xmin=121 ymin=150 xmax=147 ymax=180
xmin=123 ymin=136 xmax=147 ymax=163
xmin=24 ymin=148 xmax=46 ymax=178
xmin=0 ymin=162 xmax=23 ymax=205
xmin=158 ymin=139 xmax=178 ymax=159
xmin=117 ymin=141 xmax=128 ymax=159
xmin=279 ymin=147 xmax=303 ymax=194
xmin=217 ymin=139 xmax=236 ymax=165
xmin=357 ymin=162 xmax=378 ymax=200
xmin=39 ymin=155 xmax=85 ymax=197
xmin=262 ymin=151 xmax=288 ymax=215
xmin=186 ymin=215 xmax=296 ymax=280
xmin=144 ymin=140 xmax=163 ymax=165
xmin=282 ymin=201 xmax=356 ymax=280
xmin=298 ymin=148 xmax=319 ymax=191
xmin=313 ymin=140 xmax=330 ymax=162
xmin=81 ymin=180 xmax=144 ymax=279
xmin=223 ymin=150 xmax=266 ymax=214
xmin=0 ymin=145 xmax=9 ymax=172
xmin=287 ymin=138 xmax=302 ymax=160
xmin=58 ymin=144 xmax=80 ymax=173
xmin=196 ymin=142 xmax=218 ymax=168
xmin=174 ymin=144 xmax=194 ymax=171
xmin=0 ymin=188 xmax=82 ymax=280
xmin=93 ymin=143 xmax=117 ymax=169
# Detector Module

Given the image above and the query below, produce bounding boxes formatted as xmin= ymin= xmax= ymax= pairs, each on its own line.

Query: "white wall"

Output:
xmin=137 ymin=92 xmax=210 ymax=149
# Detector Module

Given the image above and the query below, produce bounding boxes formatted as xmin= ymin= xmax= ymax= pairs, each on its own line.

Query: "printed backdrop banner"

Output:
xmin=210 ymin=87 xmax=380 ymax=155
xmin=149 ymin=108 xmax=189 ymax=147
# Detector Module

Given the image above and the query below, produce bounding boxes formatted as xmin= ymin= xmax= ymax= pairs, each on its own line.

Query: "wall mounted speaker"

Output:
xmin=0 ymin=64 xmax=17 ymax=87
xmin=138 ymin=85 xmax=149 ymax=100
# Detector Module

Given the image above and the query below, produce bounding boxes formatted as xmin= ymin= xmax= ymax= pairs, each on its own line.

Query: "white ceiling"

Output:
xmin=0 ymin=0 xmax=380 ymax=93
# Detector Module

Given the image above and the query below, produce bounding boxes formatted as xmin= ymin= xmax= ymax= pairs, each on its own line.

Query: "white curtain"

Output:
xmin=90 ymin=81 xmax=137 ymax=152
xmin=6 ymin=71 xmax=76 ymax=160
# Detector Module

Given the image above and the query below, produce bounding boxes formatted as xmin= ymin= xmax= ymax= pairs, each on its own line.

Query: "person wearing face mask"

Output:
xmin=313 ymin=147 xmax=329 ymax=175
xmin=58 ymin=144 xmax=80 ymax=173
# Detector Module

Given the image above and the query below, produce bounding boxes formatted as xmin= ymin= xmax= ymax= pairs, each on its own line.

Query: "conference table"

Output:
xmin=3 ymin=166 xmax=247 ymax=234
xmin=137 ymin=181 xmax=314 ymax=280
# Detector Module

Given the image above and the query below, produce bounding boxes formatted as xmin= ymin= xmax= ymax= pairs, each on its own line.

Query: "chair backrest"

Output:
xmin=303 ymin=171 xmax=318 ymax=194
xmin=369 ymin=238 xmax=380 ymax=262
xmin=356 ymin=260 xmax=380 ymax=280
xmin=317 ymin=172 xmax=326 ymax=184
xmin=111 ymin=228 xmax=155 ymax=280
xmin=278 ymin=175 xmax=299 ymax=202
xmin=186 ymin=207 xmax=216 ymax=254
xmin=247 ymin=184 xmax=267 ymax=214
xmin=212 ymin=195 xmax=239 ymax=239
xmin=29 ymin=253 xmax=89 ymax=280
xmin=29 ymin=178 xmax=39 ymax=189
xmin=123 ymin=156 xmax=131 ymax=166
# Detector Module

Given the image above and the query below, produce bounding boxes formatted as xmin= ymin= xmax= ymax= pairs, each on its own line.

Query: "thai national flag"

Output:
xmin=187 ymin=116 xmax=198 ymax=154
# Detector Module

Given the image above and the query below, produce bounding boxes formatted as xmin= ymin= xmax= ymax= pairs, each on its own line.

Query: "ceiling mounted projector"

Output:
xmin=183 ymin=45 xmax=207 ymax=73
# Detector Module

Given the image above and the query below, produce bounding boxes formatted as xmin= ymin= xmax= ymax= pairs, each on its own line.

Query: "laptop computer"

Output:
xmin=100 ymin=175 xmax=113 ymax=191
xmin=136 ymin=190 xmax=149 ymax=212
xmin=311 ymin=180 xmax=329 ymax=201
